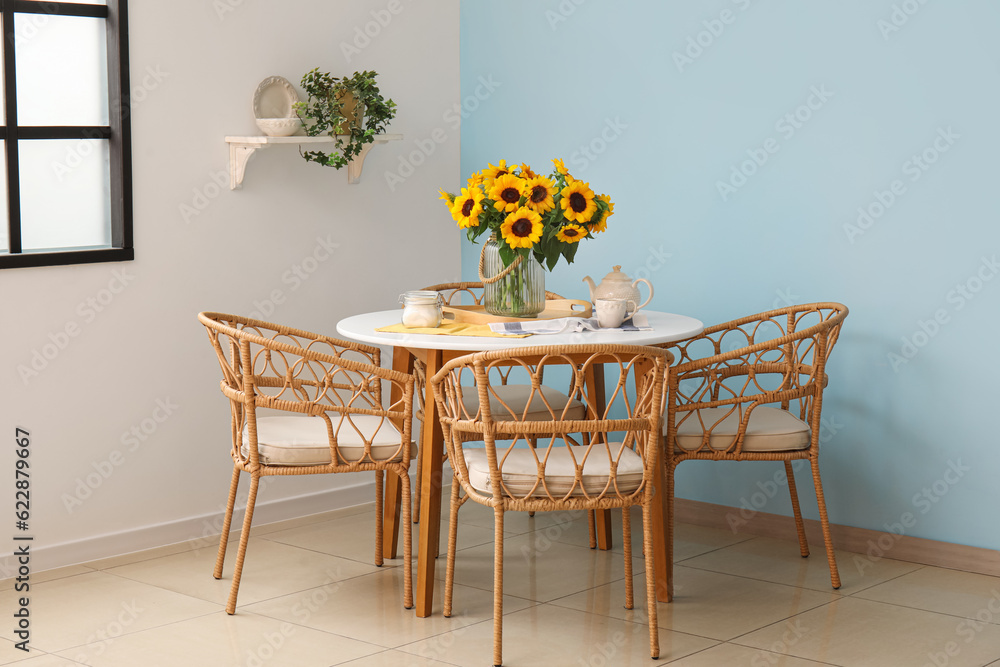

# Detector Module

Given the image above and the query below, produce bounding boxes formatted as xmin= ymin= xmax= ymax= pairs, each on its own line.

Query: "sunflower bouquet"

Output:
xmin=439 ymin=158 xmax=613 ymax=271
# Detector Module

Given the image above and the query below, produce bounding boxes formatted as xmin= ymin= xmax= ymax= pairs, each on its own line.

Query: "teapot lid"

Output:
xmin=601 ymin=265 xmax=631 ymax=282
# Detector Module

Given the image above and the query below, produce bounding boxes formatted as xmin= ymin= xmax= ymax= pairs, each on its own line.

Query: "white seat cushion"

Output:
xmin=463 ymin=445 xmax=644 ymax=496
xmin=242 ymin=415 xmax=410 ymax=466
xmin=460 ymin=384 xmax=585 ymax=422
xmin=670 ymin=406 xmax=811 ymax=453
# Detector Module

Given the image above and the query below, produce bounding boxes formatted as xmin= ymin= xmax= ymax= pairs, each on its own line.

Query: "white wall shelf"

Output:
xmin=225 ymin=133 xmax=403 ymax=189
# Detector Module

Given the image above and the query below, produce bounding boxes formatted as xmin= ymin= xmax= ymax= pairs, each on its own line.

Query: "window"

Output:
xmin=0 ymin=0 xmax=131 ymax=269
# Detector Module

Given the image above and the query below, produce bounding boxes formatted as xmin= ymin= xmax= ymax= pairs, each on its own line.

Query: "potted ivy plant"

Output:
xmin=294 ymin=69 xmax=397 ymax=170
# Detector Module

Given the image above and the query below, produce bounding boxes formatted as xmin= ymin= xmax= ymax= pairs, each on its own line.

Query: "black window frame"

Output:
xmin=0 ymin=0 xmax=132 ymax=269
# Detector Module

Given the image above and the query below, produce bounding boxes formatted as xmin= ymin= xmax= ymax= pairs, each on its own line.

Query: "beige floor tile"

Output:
xmin=262 ymin=507 xmax=504 ymax=567
xmin=0 ymin=639 xmax=34 ymax=665
xmin=444 ymin=532 xmax=634 ymax=603
xmin=552 ymin=566 xmax=836 ymax=641
xmin=7 ymin=656 xmax=87 ymax=667
xmin=83 ymin=543 xmax=197 ymax=571
xmin=105 ymin=538 xmax=380 ymax=608
xmin=402 ymin=603 xmax=716 ymax=666
xmin=680 ymin=535 xmax=922 ymax=594
xmin=447 ymin=500 xmax=588 ymax=537
xmin=247 ymin=566 xmax=534 ymax=649
xmin=338 ymin=649 xmax=461 ymax=666
xmin=855 ymin=566 xmax=1000 ymax=623
xmin=0 ymin=565 xmax=95 ymax=592
xmin=666 ymin=642 xmax=834 ymax=666
xmin=250 ymin=503 xmax=374 ymax=537
xmin=56 ymin=612 xmax=381 ymax=667
xmin=0 ymin=571 xmax=218 ymax=654
xmin=738 ymin=596 xmax=1000 ymax=667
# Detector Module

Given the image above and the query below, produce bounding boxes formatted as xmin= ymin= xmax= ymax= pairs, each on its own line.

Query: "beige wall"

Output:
xmin=1 ymin=0 xmax=460 ymax=572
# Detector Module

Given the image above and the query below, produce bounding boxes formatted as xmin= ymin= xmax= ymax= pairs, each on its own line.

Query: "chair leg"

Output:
xmin=527 ymin=438 xmax=536 ymax=518
xmin=810 ymin=455 xmax=841 ymax=589
xmin=666 ymin=460 xmax=676 ymax=603
xmin=641 ymin=501 xmax=660 ymax=660
xmin=492 ymin=507 xmax=505 ymax=667
xmin=413 ymin=423 xmax=422 ymax=523
xmin=401 ymin=467 xmax=414 ymax=609
xmin=785 ymin=461 xmax=810 ymax=558
xmin=375 ymin=470 xmax=384 ymax=567
xmin=226 ymin=472 xmax=260 ymax=615
xmin=622 ymin=507 xmax=634 ymax=610
xmin=214 ymin=465 xmax=241 ymax=579
xmin=587 ymin=510 xmax=597 ymax=549
xmin=443 ymin=481 xmax=461 ymax=617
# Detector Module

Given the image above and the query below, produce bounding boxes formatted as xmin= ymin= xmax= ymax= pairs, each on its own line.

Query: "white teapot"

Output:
xmin=583 ymin=266 xmax=653 ymax=310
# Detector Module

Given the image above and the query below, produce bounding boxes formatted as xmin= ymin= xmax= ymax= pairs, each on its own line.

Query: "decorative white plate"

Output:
xmin=252 ymin=76 xmax=299 ymax=120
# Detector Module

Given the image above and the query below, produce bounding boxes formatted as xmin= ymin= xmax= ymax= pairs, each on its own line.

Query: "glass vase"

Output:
xmin=482 ymin=236 xmax=546 ymax=317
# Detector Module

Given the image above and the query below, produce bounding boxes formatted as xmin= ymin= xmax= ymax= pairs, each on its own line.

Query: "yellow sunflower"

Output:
xmin=450 ymin=187 xmax=485 ymax=229
xmin=560 ymin=180 xmax=597 ymax=223
xmin=466 ymin=171 xmax=485 ymax=188
xmin=488 ymin=173 xmax=525 ymax=213
xmin=556 ymin=223 xmax=586 ymax=244
xmin=500 ymin=207 xmax=543 ymax=249
xmin=438 ymin=188 xmax=454 ymax=206
xmin=519 ymin=163 xmax=538 ymax=179
xmin=552 ymin=158 xmax=569 ymax=176
xmin=589 ymin=194 xmax=613 ymax=234
xmin=523 ymin=176 xmax=556 ymax=214
xmin=482 ymin=159 xmax=514 ymax=186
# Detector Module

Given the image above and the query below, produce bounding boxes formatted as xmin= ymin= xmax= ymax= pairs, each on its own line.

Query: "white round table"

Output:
xmin=336 ymin=308 xmax=704 ymax=618
xmin=336 ymin=309 xmax=704 ymax=351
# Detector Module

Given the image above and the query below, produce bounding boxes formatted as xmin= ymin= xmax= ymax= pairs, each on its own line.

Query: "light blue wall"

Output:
xmin=459 ymin=0 xmax=1000 ymax=550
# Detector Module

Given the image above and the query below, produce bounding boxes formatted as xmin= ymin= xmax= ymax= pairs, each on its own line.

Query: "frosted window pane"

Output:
xmin=15 ymin=15 xmax=108 ymax=126
xmin=20 ymin=140 xmax=111 ymax=252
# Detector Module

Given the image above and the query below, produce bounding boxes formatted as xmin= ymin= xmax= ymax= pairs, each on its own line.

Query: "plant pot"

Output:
xmin=333 ymin=89 xmax=363 ymax=134
xmin=482 ymin=237 xmax=546 ymax=317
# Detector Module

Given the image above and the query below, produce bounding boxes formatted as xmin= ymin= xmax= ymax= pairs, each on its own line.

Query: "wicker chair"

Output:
xmin=198 ymin=312 xmax=415 ymax=614
xmin=662 ymin=303 xmax=848 ymax=599
xmin=431 ymin=345 xmax=670 ymax=666
xmin=412 ymin=283 xmax=586 ymax=523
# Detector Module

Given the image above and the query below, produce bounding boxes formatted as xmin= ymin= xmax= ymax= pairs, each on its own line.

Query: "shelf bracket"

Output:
xmin=229 ymin=143 xmax=261 ymax=190
xmin=347 ymin=143 xmax=375 ymax=185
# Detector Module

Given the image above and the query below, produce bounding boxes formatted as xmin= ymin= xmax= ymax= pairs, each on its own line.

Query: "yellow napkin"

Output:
xmin=376 ymin=322 xmax=529 ymax=338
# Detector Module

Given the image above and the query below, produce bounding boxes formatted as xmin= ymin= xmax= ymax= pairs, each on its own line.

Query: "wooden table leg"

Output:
xmin=584 ymin=363 xmax=613 ymax=550
xmin=382 ymin=347 xmax=414 ymax=561
xmin=415 ymin=349 xmax=445 ymax=617
xmin=652 ymin=436 xmax=672 ymax=602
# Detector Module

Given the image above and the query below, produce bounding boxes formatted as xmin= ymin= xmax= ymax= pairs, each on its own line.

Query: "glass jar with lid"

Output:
xmin=399 ymin=291 xmax=443 ymax=328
